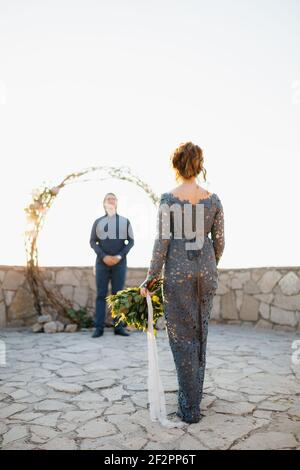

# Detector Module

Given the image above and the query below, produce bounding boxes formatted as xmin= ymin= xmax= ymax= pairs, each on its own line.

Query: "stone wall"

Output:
xmin=212 ymin=267 xmax=300 ymax=332
xmin=0 ymin=265 xmax=300 ymax=331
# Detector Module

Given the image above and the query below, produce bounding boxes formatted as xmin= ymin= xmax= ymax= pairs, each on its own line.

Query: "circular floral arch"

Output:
xmin=24 ymin=166 xmax=159 ymax=326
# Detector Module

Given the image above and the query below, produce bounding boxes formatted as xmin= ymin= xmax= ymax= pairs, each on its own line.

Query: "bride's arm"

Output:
xmin=140 ymin=194 xmax=171 ymax=290
xmin=211 ymin=195 xmax=225 ymax=266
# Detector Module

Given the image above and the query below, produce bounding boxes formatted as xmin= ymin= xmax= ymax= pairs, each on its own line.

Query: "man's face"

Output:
xmin=104 ymin=194 xmax=117 ymax=213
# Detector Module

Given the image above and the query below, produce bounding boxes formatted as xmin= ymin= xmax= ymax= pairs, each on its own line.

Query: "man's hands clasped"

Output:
xmin=103 ymin=255 xmax=122 ymax=266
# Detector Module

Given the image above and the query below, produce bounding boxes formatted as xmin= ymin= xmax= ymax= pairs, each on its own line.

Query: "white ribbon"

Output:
xmin=146 ymin=292 xmax=185 ymax=428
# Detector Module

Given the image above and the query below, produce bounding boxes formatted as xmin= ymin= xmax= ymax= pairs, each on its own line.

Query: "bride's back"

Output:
xmin=169 ymin=185 xmax=212 ymax=205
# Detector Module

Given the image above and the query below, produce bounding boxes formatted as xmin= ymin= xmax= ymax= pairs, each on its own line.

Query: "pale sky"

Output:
xmin=0 ymin=0 xmax=299 ymax=269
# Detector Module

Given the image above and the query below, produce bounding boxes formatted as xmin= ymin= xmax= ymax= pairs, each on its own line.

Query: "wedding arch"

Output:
xmin=24 ymin=166 xmax=159 ymax=326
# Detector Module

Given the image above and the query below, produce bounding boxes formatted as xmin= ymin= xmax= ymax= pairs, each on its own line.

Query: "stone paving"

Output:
xmin=0 ymin=324 xmax=299 ymax=450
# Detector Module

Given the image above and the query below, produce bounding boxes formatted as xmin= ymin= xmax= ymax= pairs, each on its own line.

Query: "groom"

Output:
xmin=90 ymin=192 xmax=134 ymax=338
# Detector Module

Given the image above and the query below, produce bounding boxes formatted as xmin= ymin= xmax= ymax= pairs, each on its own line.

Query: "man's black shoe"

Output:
xmin=114 ymin=328 xmax=130 ymax=336
xmin=92 ymin=328 xmax=104 ymax=338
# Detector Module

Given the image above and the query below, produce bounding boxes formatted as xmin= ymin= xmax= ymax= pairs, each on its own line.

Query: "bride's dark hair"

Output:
xmin=170 ymin=141 xmax=207 ymax=181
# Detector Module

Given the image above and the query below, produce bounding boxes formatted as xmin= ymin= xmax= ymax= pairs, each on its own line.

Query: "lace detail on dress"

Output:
xmin=211 ymin=194 xmax=225 ymax=265
xmin=168 ymin=191 xmax=214 ymax=205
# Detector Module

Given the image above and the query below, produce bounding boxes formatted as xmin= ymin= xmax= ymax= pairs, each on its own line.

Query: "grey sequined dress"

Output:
xmin=141 ymin=191 xmax=225 ymax=422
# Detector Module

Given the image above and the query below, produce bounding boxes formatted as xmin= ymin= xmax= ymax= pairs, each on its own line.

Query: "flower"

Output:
xmin=50 ymin=186 xmax=60 ymax=196
xmin=106 ymin=279 xmax=164 ymax=335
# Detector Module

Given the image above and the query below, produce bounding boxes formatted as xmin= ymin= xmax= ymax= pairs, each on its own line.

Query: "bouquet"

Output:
xmin=106 ymin=278 xmax=164 ymax=335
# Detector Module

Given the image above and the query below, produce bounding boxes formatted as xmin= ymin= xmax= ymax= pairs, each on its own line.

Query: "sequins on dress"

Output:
xmin=141 ymin=191 xmax=225 ymax=423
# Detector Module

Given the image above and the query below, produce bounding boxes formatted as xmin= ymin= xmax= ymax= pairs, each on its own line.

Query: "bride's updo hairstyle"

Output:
xmin=170 ymin=141 xmax=207 ymax=182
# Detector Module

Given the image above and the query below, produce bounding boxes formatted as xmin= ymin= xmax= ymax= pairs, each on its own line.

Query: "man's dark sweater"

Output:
xmin=90 ymin=212 xmax=134 ymax=264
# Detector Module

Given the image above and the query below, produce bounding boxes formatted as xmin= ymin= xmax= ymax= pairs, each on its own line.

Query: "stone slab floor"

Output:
xmin=0 ymin=324 xmax=299 ymax=450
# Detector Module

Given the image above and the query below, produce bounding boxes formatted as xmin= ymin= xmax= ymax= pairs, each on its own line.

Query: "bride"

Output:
xmin=140 ymin=141 xmax=225 ymax=424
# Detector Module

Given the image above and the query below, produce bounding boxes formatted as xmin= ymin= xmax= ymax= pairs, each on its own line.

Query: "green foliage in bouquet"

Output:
xmin=106 ymin=279 xmax=164 ymax=336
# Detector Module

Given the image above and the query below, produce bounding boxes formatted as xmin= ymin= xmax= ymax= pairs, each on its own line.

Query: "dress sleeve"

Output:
xmin=140 ymin=194 xmax=171 ymax=289
xmin=211 ymin=195 xmax=225 ymax=266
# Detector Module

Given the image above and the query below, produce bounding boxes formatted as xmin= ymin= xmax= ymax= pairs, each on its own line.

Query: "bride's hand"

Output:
xmin=140 ymin=286 xmax=154 ymax=297
xmin=140 ymin=287 xmax=147 ymax=297
xmin=140 ymin=287 xmax=155 ymax=297
xmin=140 ymin=278 xmax=157 ymax=297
